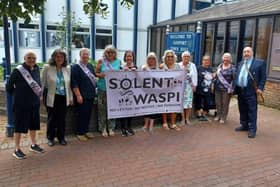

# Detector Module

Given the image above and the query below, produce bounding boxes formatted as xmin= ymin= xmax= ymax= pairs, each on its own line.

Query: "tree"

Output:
xmin=0 ymin=0 xmax=134 ymax=23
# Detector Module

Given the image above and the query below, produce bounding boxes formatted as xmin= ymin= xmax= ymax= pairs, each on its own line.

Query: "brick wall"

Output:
xmin=263 ymin=80 xmax=280 ymax=110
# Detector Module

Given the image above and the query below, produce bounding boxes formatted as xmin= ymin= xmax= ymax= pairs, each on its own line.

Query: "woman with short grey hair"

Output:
xmin=178 ymin=51 xmax=197 ymax=126
xmin=214 ymin=52 xmax=236 ymax=123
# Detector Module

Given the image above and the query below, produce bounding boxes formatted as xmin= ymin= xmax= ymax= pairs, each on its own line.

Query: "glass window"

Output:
xmin=0 ymin=27 xmax=13 ymax=48
xmin=188 ymin=24 xmax=196 ymax=32
xmin=227 ymin=21 xmax=239 ymax=64
xmin=213 ymin=22 xmax=226 ymax=67
xmin=242 ymin=19 xmax=255 ymax=49
xmin=204 ymin=23 xmax=214 ymax=56
xmin=180 ymin=25 xmax=188 ymax=31
xmin=269 ymin=16 xmax=280 ymax=79
xmin=160 ymin=28 xmax=166 ymax=59
xmin=150 ymin=28 xmax=157 ymax=53
xmin=155 ymin=28 xmax=162 ymax=59
xmin=172 ymin=26 xmax=180 ymax=32
xmin=96 ymin=29 xmax=111 ymax=49
xmin=46 ymin=25 xmax=65 ymax=48
xmin=72 ymin=27 xmax=90 ymax=49
xmin=274 ymin=16 xmax=280 ymax=33
xmin=18 ymin=23 xmax=40 ymax=48
xmin=19 ymin=31 xmax=40 ymax=48
xmin=255 ymin=17 xmax=273 ymax=60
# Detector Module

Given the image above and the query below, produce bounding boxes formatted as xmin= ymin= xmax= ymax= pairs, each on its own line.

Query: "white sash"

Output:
xmin=16 ymin=65 xmax=42 ymax=97
xmin=217 ymin=65 xmax=233 ymax=93
xmin=78 ymin=62 xmax=96 ymax=87
xmin=103 ymin=57 xmax=114 ymax=71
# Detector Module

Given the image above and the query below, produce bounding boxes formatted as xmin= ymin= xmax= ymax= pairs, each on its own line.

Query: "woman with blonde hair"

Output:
xmin=142 ymin=52 xmax=159 ymax=132
xmin=96 ymin=45 xmax=121 ymax=137
xmin=159 ymin=50 xmax=181 ymax=131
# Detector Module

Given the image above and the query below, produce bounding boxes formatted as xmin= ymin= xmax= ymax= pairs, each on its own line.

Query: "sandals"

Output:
xmin=162 ymin=123 xmax=170 ymax=130
xmin=170 ymin=124 xmax=181 ymax=131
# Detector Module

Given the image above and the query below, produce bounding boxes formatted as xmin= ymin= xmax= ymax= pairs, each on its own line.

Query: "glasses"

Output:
xmin=166 ymin=56 xmax=174 ymax=58
xmin=27 ymin=57 xmax=36 ymax=60
xmin=107 ymin=51 xmax=115 ymax=54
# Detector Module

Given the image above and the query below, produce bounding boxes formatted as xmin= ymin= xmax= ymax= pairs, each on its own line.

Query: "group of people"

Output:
xmin=6 ymin=45 xmax=266 ymax=160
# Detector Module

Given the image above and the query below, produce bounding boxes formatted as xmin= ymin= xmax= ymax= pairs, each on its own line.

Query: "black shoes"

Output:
xmin=235 ymin=126 xmax=256 ymax=138
xmin=13 ymin=149 xmax=26 ymax=160
xmin=121 ymin=130 xmax=128 ymax=137
xmin=30 ymin=144 xmax=45 ymax=153
xmin=126 ymin=129 xmax=135 ymax=136
xmin=48 ymin=139 xmax=55 ymax=147
xmin=121 ymin=129 xmax=135 ymax=137
xmin=59 ymin=139 xmax=67 ymax=145
xmin=235 ymin=126 xmax=249 ymax=132
xmin=248 ymin=131 xmax=256 ymax=138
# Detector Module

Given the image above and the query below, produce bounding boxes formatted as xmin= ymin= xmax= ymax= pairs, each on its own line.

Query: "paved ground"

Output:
xmin=1 ymin=99 xmax=280 ymax=186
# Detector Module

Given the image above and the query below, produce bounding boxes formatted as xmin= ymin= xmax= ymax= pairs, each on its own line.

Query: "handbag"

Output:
xmin=245 ymin=64 xmax=264 ymax=104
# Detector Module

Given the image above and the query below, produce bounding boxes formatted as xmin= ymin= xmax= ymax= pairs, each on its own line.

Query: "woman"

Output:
xmin=96 ymin=45 xmax=121 ymax=137
xmin=195 ymin=55 xmax=214 ymax=121
xmin=119 ymin=50 xmax=137 ymax=136
xmin=214 ymin=53 xmax=236 ymax=123
xmin=141 ymin=52 xmax=159 ymax=133
xmin=7 ymin=51 xmax=44 ymax=159
xmin=71 ymin=48 xmax=96 ymax=141
xmin=41 ymin=49 xmax=73 ymax=146
xmin=159 ymin=50 xmax=181 ymax=131
xmin=178 ymin=51 xmax=198 ymax=126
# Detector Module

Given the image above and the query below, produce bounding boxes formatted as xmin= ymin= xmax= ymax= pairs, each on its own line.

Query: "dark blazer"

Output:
xmin=6 ymin=63 xmax=41 ymax=108
xmin=71 ymin=63 xmax=96 ymax=99
xmin=236 ymin=58 xmax=266 ymax=95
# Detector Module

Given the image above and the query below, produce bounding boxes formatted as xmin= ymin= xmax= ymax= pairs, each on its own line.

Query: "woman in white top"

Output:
xmin=178 ymin=51 xmax=198 ymax=126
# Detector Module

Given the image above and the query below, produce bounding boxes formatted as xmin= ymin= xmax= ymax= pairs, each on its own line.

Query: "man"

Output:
xmin=7 ymin=51 xmax=45 ymax=159
xmin=71 ymin=48 xmax=96 ymax=141
xmin=235 ymin=47 xmax=266 ymax=138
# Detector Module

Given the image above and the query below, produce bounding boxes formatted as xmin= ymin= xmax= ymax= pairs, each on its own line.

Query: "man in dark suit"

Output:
xmin=235 ymin=47 xmax=266 ymax=138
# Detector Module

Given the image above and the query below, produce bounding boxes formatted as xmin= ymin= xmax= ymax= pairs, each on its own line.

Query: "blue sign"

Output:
xmin=166 ymin=32 xmax=196 ymax=54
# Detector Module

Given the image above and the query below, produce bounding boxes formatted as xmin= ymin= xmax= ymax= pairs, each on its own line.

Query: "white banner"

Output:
xmin=105 ymin=70 xmax=185 ymax=119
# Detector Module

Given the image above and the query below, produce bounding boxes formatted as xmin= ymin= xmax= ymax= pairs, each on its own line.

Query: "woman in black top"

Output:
xmin=119 ymin=50 xmax=137 ymax=136
xmin=195 ymin=55 xmax=214 ymax=121
xmin=7 ymin=51 xmax=44 ymax=159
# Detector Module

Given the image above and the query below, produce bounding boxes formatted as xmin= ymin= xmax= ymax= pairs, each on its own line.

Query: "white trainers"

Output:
xmin=85 ymin=132 xmax=94 ymax=139
xmin=102 ymin=129 xmax=108 ymax=137
xmin=108 ymin=129 xmax=115 ymax=136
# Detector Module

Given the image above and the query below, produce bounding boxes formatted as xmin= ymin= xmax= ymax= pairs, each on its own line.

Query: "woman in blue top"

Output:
xmin=96 ymin=45 xmax=121 ymax=137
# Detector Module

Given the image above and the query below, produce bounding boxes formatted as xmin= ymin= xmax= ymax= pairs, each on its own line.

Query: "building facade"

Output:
xmin=0 ymin=0 xmax=199 ymax=66
xmin=150 ymin=0 xmax=280 ymax=109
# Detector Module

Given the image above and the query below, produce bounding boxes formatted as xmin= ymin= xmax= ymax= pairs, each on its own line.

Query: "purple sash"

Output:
xmin=16 ymin=65 xmax=42 ymax=97
xmin=78 ymin=62 xmax=96 ymax=87
xmin=217 ymin=65 xmax=233 ymax=93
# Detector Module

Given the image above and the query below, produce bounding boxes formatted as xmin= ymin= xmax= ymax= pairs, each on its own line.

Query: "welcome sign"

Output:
xmin=105 ymin=70 xmax=185 ymax=119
